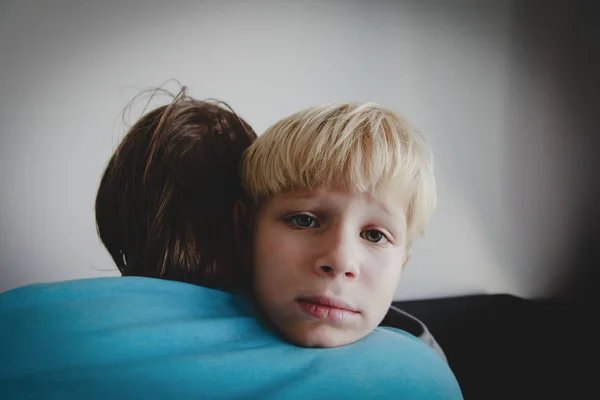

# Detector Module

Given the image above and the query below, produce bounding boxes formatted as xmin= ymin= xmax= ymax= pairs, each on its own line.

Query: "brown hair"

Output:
xmin=95 ymin=88 xmax=257 ymax=291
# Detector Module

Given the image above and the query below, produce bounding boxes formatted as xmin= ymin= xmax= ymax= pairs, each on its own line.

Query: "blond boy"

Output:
xmin=241 ymin=102 xmax=436 ymax=348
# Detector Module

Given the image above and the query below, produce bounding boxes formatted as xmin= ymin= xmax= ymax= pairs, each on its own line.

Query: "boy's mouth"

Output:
xmin=296 ymin=296 xmax=360 ymax=322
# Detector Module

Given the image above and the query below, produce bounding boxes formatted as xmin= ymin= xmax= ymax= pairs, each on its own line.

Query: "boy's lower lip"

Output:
xmin=296 ymin=300 xmax=359 ymax=321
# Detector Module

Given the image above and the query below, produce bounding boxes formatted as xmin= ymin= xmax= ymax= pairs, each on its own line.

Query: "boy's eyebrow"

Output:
xmin=270 ymin=191 xmax=323 ymax=209
xmin=279 ymin=192 xmax=314 ymax=200
xmin=277 ymin=188 xmax=323 ymax=200
xmin=379 ymin=203 xmax=396 ymax=218
xmin=372 ymin=198 xmax=407 ymax=226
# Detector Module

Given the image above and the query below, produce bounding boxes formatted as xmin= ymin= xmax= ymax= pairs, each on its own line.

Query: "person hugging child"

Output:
xmin=95 ymin=87 xmax=256 ymax=291
xmin=96 ymin=89 xmax=445 ymax=354
xmin=0 ymin=89 xmax=462 ymax=399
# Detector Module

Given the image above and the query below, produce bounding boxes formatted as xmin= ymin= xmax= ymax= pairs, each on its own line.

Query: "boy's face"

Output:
xmin=252 ymin=186 xmax=409 ymax=348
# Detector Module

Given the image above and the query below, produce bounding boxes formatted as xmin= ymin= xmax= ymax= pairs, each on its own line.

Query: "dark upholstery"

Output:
xmin=392 ymin=295 xmax=593 ymax=399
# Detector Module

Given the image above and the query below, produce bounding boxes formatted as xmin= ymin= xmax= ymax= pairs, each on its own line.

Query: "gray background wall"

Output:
xmin=1 ymin=0 xmax=595 ymax=300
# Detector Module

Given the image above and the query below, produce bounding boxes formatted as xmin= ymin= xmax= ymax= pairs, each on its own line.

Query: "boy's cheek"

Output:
xmin=362 ymin=250 xmax=404 ymax=286
xmin=363 ymin=263 xmax=403 ymax=313
xmin=252 ymin=232 xmax=299 ymax=286
xmin=255 ymin=221 xmax=309 ymax=264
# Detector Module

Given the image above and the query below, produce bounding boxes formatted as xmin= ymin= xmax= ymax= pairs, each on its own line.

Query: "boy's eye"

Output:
xmin=361 ymin=230 xmax=387 ymax=243
xmin=287 ymin=214 xmax=319 ymax=228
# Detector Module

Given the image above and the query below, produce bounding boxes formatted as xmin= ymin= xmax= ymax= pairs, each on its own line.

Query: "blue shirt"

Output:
xmin=0 ymin=277 xmax=463 ymax=399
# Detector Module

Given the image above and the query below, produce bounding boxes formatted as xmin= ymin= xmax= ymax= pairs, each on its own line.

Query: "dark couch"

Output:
xmin=389 ymin=295 xmax=593 ymax=399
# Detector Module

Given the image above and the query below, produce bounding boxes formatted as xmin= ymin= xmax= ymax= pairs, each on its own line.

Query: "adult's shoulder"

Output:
xmin=0 ymin=279 xmax=463 ymax=399
xmin=312 ymin=327 xmax=464 ymax=399
xmin=0 ymin=276 xmax=250 ymax=316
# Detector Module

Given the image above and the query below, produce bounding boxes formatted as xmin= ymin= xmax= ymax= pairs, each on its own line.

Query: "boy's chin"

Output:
xmin=278 ymin=322 xmax=370 ymax=348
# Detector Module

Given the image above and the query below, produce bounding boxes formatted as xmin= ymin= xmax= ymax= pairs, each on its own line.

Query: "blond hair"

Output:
xmin=241 ymin=102 xmax=437 ymax=243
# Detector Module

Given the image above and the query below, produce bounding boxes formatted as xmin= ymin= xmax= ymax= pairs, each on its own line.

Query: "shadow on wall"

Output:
xmin=400 ymin=0 xmax=598 ymax=302
xmin=548 ymin=0 xmax=600 ymax=304
xmin=506 ymin=0 xmax=599 ymax=301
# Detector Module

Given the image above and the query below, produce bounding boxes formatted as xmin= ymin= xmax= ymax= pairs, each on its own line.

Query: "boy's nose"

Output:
xmin=314 ymin=227 xmax=360 ymax=280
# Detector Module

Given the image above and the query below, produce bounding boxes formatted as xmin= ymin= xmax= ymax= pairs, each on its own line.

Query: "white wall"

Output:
xmin=0 ymin=0 xmax=579 ymax=300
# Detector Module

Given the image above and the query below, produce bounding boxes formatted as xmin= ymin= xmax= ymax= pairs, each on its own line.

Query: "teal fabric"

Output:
xmin=0 ymin=277 xmax=463 ymax=399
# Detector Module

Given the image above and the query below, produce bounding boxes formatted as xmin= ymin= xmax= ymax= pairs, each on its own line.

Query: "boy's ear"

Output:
xmin=402 ymin=249 xmax=412 ymax=270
